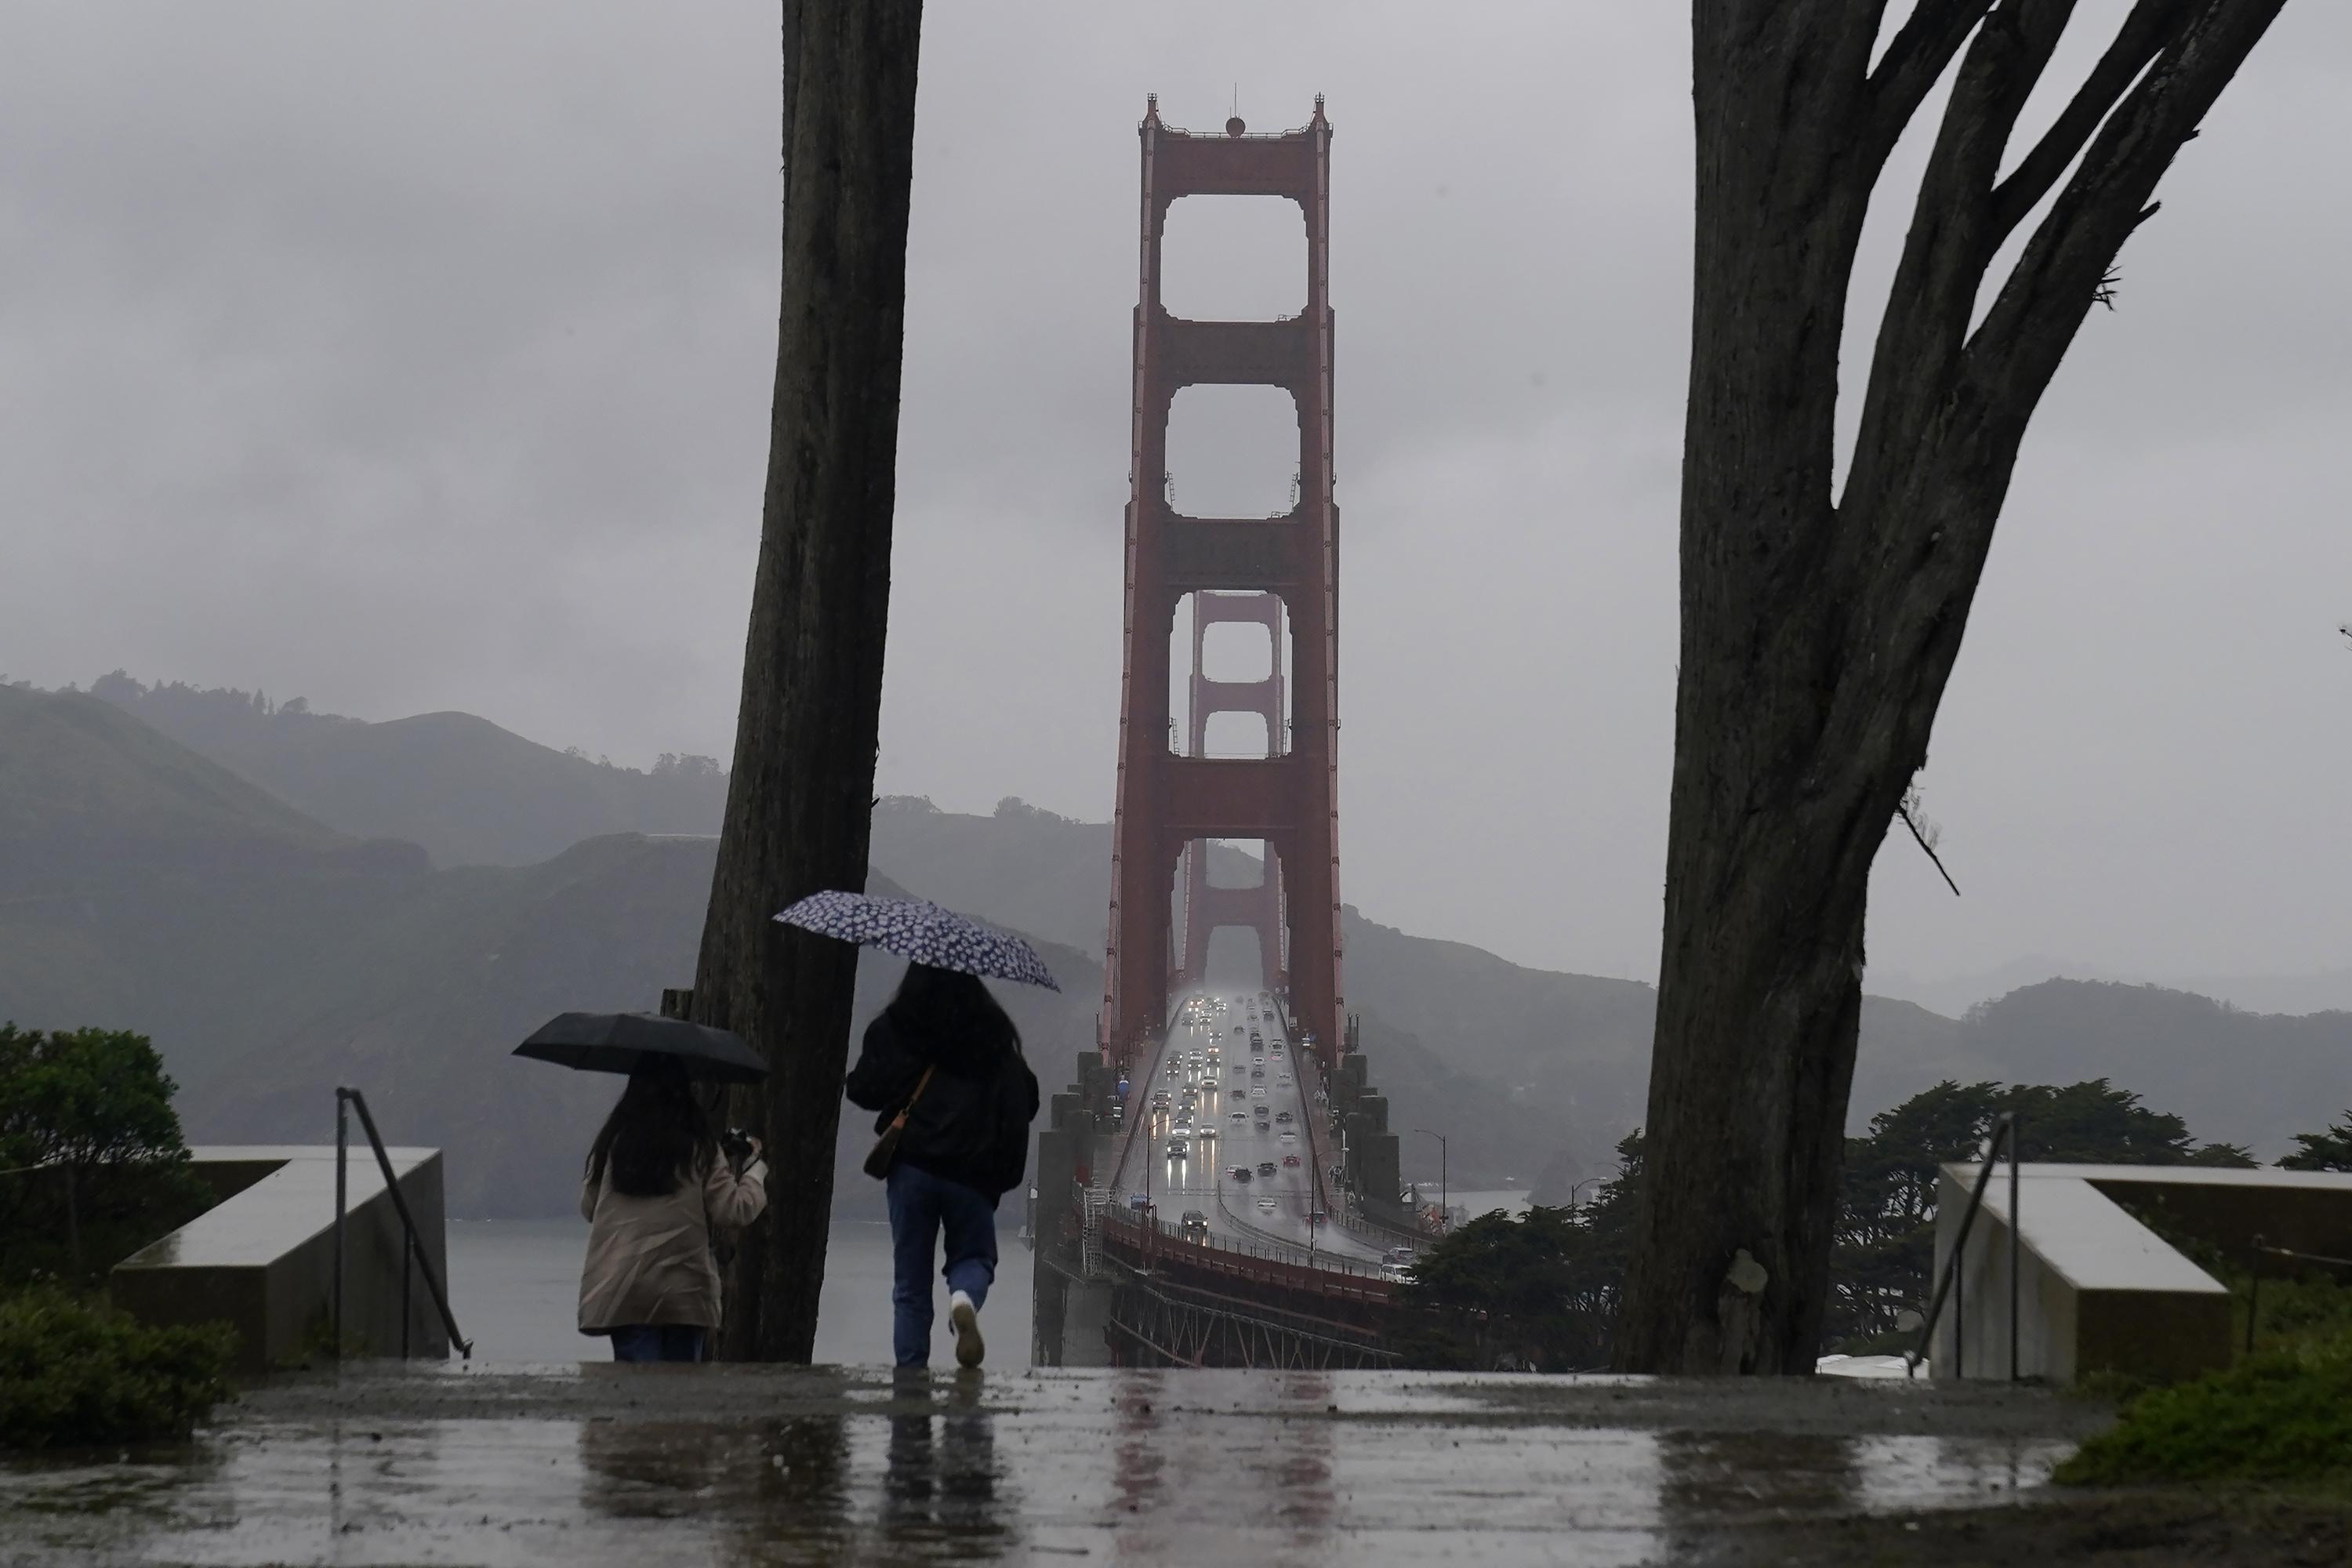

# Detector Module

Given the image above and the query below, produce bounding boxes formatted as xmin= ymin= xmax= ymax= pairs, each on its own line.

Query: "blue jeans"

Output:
xmin=610 ymin=1324 xmax=706 ymax=1363
xmin=885 ymin=1162 xmax=998 ymax=1368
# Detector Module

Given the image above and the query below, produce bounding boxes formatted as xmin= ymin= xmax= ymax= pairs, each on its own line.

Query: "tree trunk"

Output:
xmin=1618 ymin=0 xmax=2288 ymax=1374
xmin=694 ymin=0 xmax=923 ymax=1363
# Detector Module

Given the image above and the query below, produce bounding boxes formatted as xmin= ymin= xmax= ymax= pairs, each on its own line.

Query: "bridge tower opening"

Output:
xmin=1100 ymin=93 xmax=1343 ymax=1073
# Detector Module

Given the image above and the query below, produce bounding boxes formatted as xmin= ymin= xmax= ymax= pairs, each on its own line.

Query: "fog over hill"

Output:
xmin=5 ymin=681 xmax=2347 ymax=1213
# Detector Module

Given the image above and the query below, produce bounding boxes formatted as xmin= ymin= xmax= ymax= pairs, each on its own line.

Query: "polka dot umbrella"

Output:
xmin=774 ymin=891 xmax=1062 ymax=991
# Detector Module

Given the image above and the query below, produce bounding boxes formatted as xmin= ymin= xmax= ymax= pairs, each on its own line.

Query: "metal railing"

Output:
xmin=1906 ymin=1112 xmax=2020 ymax=1381
xmin=334 ymin=1087 xmax=470 ymax=1363
xmin=1098 ymin=1202 xmax=1395 ymax=1296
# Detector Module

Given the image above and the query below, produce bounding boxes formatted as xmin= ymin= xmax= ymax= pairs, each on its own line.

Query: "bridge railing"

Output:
xmin=1098 ymin=1196 xmax=1396 ymax=1298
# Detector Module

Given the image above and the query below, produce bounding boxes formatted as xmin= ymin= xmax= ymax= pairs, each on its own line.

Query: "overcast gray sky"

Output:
xmin=4 ymin=3 xmax=2348 ymax=993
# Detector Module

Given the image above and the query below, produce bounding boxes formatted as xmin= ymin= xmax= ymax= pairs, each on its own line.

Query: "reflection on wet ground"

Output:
xmin=0 ymin=1367 xmax=2103 ymax=1566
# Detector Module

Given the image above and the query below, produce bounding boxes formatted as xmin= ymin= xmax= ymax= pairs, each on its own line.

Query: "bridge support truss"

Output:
xmin=1101 ymin=93 xmax=1345 ymax=1070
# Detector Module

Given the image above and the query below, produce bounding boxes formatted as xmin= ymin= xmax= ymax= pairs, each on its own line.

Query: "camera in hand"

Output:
xmin=720 ymin=1127 xmax=756 ymax=1167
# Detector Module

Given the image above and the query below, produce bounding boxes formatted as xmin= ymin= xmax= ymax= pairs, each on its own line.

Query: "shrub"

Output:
xmin=0 ymin=1287 xmax=234 ymax=1450
xmin=2056 ymin=1332 xmax=2352 ymax=1486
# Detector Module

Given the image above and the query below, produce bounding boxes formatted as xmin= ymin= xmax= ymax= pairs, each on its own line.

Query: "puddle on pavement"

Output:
xmin=0 ymin=1370 xmax=2078 ymax=1566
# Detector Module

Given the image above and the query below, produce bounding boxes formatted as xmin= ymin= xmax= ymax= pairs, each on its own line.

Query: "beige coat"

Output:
xmin=577 ymin=1154 xmax=767 ymax=1334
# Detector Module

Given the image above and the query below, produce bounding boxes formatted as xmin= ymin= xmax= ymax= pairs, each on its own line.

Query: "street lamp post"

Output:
xmin=1413 ymin=1128 xmax=1448 ymax=1234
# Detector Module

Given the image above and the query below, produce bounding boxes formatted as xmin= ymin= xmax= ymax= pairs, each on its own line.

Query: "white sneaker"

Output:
xmin=949 ymin=1290 xmax=985 ymax=1369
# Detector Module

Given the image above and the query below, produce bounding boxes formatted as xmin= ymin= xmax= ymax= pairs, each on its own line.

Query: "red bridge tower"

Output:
xmin=1100 ymin=95 xmax=1344 ymax=1070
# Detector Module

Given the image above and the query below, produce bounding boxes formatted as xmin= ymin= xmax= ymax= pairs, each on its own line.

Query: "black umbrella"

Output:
xmin=514 ymin=1011 xmax=769 ymax=1084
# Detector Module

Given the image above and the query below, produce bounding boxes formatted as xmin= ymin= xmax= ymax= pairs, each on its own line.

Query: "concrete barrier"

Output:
xmin=111 ymin=1145 xmax=448 ymax=1375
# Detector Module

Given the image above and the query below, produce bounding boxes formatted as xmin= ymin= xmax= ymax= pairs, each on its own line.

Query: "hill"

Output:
xmin=1945 ymin=980 xmax=2352 ymax=1156
xmin=0 ymin=692 xmax=1097 ymax=1216
xmin=0 ymin=684 xmax=347 ymax=853
xmin=82 ymin=672 xmax=729 ymax=868
xmin=180 ymin=836 xmax=1102 ymax=1218
xmin=9 ymin=688 xmax=2343 ymax=1211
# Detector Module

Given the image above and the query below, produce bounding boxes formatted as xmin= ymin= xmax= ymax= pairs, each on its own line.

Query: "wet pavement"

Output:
xmin=0 ymin=1365 xmax=2111 ymax=1566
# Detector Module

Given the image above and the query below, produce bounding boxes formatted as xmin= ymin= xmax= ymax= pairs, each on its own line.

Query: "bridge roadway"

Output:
xmin=1106 ymin=987 xmax=1387 ymax=1269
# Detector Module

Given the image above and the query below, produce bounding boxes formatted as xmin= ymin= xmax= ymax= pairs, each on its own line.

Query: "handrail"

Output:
xmin=334 ymin=1087 xmax=471 ymax=1363
xmin=2244 ymin=1237 xmax=2352 ymax=1356
xmin=1905 ymin=1112 xmax=2020 ymax=1381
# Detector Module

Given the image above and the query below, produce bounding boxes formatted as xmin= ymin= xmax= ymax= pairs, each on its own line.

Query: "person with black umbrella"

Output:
xmin=514 ymin=1009 xmax=772 ymax=1363
xmin=575 ymin=1055 xmax=767 ymax=1362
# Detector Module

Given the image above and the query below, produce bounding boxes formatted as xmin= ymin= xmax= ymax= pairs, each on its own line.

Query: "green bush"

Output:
xmin=0 ymin=1287 xmax=234 ymax=1450
xmin=2056 ymin=1332 xmax=2352 ymax=1486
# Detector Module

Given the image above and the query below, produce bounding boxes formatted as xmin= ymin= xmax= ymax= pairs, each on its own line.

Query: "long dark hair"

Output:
xmin=884 ymin=964 xmax=1020 ymax=1070
xmin=586 ymin=1056 xmax=717 ymax=1198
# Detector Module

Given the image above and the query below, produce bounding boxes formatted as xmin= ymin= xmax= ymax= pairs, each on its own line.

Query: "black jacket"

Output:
xmin=844 ymin=1009 xmax=1040 ymax=1203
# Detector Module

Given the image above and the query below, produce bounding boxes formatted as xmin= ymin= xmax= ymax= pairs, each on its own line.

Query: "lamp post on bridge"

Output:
xmin=1413 ymin=1128 xmax=1449 ymax=1236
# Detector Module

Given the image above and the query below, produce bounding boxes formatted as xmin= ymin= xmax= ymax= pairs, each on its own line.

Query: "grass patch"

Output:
xmin=2056 ymin=1232 xmax=2352 ymax=1489
xmin=0 ymin=1287 xmax=234 ymax=1450
xmin=2056 ymin=1331 xmax=2352 ymax=1487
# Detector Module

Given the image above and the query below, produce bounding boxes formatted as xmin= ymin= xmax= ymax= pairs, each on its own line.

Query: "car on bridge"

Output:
xmin=1229 ymin=1166 xmax=1251 ymax=1184
xmin=1229 ymin=1110 xmax=1247 ymax=1122
xmin=1257 ymin=1161 xmax=1277 ymax=1177
xmin=1258 ymin=1197 xmax=1277 ymax=1214
xmin=1275 ymin=1109 xmax=1294 ymax=1123
xmin=1251 ymin=1087 xmax=1267 ymax=1098
xmin=1283 ymin=1154 xmax=1301 ymax=1167
xmin=1181 ymin=1210 xmax=1209 ymax=1240
xmin=1196 ymin=1122 xmax=1217 ymax=1142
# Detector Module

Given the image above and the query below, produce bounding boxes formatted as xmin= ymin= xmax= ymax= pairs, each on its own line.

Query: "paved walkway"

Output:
xmin=0 ymin=1365 xmax=2110 ymax=1566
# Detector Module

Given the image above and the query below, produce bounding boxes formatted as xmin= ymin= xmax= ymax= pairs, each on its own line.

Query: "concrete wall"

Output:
xmin=1924 ymin=1163 xmax=2352 ymax=1386
xmin=112 ymin=1145 xmax=451 ymax=1376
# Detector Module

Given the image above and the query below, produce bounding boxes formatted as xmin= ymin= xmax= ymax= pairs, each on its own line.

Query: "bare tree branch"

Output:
xmin=1842 ymin=0 xmax=2078 ymax=531
xmin=1969 ymin=0 xmax=2291 ymax=418
xmin=1897 ymin=786 xmax=1962 ymax=896
xmin=1867 ymin=0 xmax=2001 ymax=150
xmin=1987 ymin=0 xmax=2191 ymax=244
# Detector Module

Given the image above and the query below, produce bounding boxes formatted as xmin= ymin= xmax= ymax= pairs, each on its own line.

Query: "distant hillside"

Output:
xmin=12 ymin=687 xmax=2343 ymax=1211
xmin=181 ymin=836 xmax=1102 ymax=1219
xmin=0 ymin=684 xmax=347 ymax=853
xmin=866 ymin=798 xmax=2348 ymax=1177
xmin=0 ymin=693 xmax=1096 ymax=1216
xmin=81 ymin=672 xmax=729 ymax=868
xmin=862 ymin=800 xmax=1995 ymax=1185
xmin=1946 ymin=980 xmax=2352 ymax=1156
